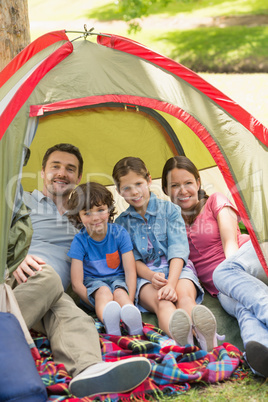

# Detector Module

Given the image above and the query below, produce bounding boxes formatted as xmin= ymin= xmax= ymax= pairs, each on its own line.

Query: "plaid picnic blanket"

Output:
xmin=31 ymin=321 xmax=247 ymax=401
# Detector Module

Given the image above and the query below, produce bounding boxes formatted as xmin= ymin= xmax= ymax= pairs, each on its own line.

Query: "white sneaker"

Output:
xmin=169 ymin=308 xmax=194 ymax=346
xmin=103 ymin=301 xmax=121 ymax=335
xmin=69 ymin=358 xmax=151 ymax=398
xmin=192 ymin=305 xmax=218 ymax=352
xmin=121 ymin=304 xmax=144 ymax=335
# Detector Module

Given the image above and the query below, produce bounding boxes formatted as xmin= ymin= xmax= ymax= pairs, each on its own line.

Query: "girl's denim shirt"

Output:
xmin=115 ymin=193 xmax=189 ymax=267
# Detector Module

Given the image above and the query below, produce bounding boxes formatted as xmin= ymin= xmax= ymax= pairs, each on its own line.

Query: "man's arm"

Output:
xmin=13 ymin=254 xmax=46 ymax=284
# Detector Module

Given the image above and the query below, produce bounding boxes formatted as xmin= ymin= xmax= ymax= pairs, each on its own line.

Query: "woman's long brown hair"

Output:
xmin=162 ymin=156 xmax=209 ymax=225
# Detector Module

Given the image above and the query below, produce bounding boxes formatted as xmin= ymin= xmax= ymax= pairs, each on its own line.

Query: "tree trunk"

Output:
xmin=0 ymin=0 xmax=31 ymax=71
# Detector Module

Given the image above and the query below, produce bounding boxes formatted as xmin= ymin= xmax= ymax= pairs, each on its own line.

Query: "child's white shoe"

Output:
xmin=169 ymin=308 xmax=194 ymax=346
xmin=120 ymin=304 xmax=143 ymax=335
xmin=103 ymin=301 xmax=121 ymax=335
xmin=192 ymin=305 xmax=219 ymax=352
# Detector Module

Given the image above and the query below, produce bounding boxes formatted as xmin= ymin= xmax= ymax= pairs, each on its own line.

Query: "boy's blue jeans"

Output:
xmin=213 ymin=240 xmax=268 ymax=351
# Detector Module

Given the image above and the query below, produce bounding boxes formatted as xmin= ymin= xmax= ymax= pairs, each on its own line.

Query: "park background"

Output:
xmin=4 ymin=0 xmax=268 ymax=400
xmin=27 ymin=0 xmax=268 ymax=130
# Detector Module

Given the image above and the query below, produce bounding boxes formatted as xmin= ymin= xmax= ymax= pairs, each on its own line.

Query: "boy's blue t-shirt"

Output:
xmin=68 ymin=223 xmax=133 ymax=279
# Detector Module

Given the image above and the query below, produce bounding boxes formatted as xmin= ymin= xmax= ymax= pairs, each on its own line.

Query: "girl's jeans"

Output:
xmin=213 ymin=240 xmax=268 ymax=349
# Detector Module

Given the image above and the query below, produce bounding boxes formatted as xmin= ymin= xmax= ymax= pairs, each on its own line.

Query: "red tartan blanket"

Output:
xmin=31 ymin=322 xmax=247 ymax=401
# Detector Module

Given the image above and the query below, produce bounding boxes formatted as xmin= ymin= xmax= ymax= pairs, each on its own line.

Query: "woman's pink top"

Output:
xmin=186 ymin=192 xmax=249 ymax=296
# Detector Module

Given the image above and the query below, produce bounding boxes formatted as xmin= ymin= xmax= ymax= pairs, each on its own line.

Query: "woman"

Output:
xmin=162 ymin=155 xmax=268 ymax=378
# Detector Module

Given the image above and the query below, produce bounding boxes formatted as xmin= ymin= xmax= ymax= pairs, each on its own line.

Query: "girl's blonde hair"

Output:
xmin=67 ymin=182 xmax=116 ymax=229
xmin=112 ymin=157 xmax=150 ymax=191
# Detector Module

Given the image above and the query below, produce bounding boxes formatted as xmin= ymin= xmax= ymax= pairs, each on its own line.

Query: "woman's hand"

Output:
xmin=151 ymin=272 xmax=168 ymax=290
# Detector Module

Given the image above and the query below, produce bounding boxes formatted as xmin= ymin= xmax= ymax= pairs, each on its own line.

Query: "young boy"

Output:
xmin=67 ymin=181 xmax=143 ymax=336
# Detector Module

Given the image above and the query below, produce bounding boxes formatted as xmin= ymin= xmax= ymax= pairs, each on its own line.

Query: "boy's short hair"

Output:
xmin=67 ymin=182 xmax=116 ymax=229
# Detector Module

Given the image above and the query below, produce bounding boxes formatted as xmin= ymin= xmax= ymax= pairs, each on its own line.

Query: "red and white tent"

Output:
xmin=1 ymin=30 xmax=268 ymax=282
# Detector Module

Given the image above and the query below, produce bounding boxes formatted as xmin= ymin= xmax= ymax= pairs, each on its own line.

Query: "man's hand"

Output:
xmin=151 ymin=272 xmax=168 ymax=290
xmin=158 ymin=284 xmax=177 ymax=303
xmin=13 ymin=255 xmax=46 ymax=284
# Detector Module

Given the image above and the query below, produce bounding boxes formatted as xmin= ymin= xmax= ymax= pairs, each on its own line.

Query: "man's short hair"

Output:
xmin=42 ymin=143 xmax=84 ymax=177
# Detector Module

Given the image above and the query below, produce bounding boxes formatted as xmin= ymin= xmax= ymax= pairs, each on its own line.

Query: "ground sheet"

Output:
xmin=31 ymin=321 xmax=247 ymax=401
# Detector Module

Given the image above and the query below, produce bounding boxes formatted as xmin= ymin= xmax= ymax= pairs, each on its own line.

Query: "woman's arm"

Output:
xmin=121 ymin=251 xmax=137 ymax=302
xmin=217 ymin=206 xmax=239 ymax=259
xmin=70 ymin=258 xmax=91 ymax=305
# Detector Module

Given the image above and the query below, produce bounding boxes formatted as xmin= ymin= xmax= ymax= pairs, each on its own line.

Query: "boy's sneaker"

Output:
xmin=245 ymin=341 xmax=268 ymax=378
xmin=121 ymin=304 xmax=144 ymax=335
xmin=191 ymin=305 xmax=218 ymax=352
xmin=69 ymin=357 xmax=151 ymax=397
xmin=103 ymin=301 xmax=121 ymax=335
xmin=169 ymin=308 xmax=193 ymax=346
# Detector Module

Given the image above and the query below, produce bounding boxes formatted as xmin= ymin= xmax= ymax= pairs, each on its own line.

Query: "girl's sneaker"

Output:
xmin=191 ymin=305 xmax=218 ymax=352
xmin=103 ymin=301 xmax=121 ymax=335
xmin=169 ymin=308 xmax=193 ymax=346
xmin=120 ymin=304 xmax=144 ymax=335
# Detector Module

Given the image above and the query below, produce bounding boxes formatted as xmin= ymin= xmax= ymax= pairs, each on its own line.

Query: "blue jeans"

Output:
xmin=213 ymin=241 xmax=268 ymax=350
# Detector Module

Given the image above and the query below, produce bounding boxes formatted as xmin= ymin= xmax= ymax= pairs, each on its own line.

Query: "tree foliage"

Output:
xmin=117 ymin=0 xmax=173 ymax=32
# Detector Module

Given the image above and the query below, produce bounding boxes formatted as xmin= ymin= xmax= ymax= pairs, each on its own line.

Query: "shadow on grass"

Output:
xmin=156 ymin=25 xmax=268 ymax=72
xmin=85 ymin=0 xmax=268 ymax=22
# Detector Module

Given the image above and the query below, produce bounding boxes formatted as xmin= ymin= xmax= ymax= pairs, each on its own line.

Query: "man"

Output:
xmin=11 ymin=143 xmax=151 ymax=398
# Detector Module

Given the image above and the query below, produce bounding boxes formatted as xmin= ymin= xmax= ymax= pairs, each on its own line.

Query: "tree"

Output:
xmin=0 ymin=0 xmax=30 ymax=71
xmin=118 ymin=0 xmax=173 ymax=32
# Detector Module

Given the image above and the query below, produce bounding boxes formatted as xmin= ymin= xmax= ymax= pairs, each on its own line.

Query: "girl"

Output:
xmin=162 ymin=155 xmax=268 ymax=377
xmin=113 ymin=156 xmax=218 ymax=351
xmin=67 ymin=182 xmax=143 ymax=336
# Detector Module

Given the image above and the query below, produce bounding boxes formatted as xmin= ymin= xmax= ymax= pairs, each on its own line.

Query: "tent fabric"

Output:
xmin=0 ymin=42 xmax=73 ymax=141
xmin=98 ymin=34 xmax=268 ymax=147
xmin=0 ymin=30 xmax=68 ymax=88
xmin=7 ymin=202 xmax=33 ymax=276
xmin=0 ymin=30 xmax=268 ymax=285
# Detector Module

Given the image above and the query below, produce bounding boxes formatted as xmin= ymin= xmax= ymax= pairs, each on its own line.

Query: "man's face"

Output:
xmin=41 ymin=151 xmax=82 ymax=199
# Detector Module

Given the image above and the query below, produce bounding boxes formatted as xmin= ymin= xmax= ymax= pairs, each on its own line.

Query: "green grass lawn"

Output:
xmin=43 ymin=0 xmax=266 ymax=22
xmin=180 ymin=373 xmax=268 ymax=401
xmin=28 ymin=0 xmax=268 ymax=24
xmin=28 ymin=0 xmax=268 ymax=74
xmin=154 ymin=26 xmax=268 ymax=72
